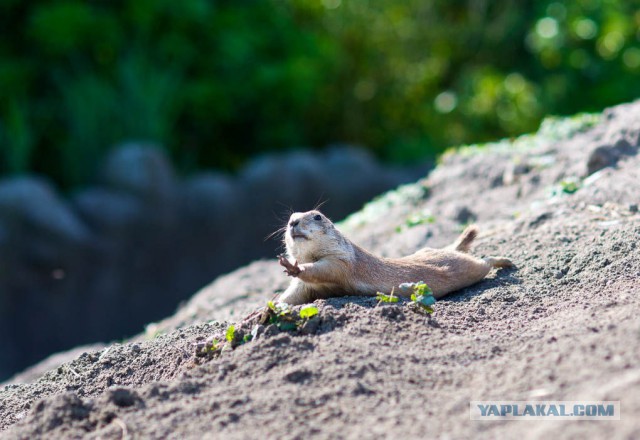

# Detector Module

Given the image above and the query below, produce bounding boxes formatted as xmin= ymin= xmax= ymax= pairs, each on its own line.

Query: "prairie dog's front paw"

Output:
xmin=278 ymin=254 xmax=301 ymax=277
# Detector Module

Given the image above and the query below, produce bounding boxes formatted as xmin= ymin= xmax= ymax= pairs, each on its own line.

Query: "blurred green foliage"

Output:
xmin=0 ymin=0 xmax=639 ymax=187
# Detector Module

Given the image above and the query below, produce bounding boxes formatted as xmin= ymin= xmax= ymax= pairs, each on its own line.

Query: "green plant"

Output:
xmin=225 ymin=325 xmax=235 ymax=343
xmin=194 ymin=336 xmax=222 ymax=358
xmin=400 ymin=281 xmax=436 ymax=314
xmin=396 ymin=211 xmax=436 ymax=232
xmin=299 ymin=305 xmax=319 ymax=319
xmin=559 ymin=177 xmax=581 ymax=194
xmin=411 ymin=283 xmax=436 ymax=313
xmin=376 ymin=289 xmax=399 ymax=304
xmin=208 ymin=338 xmax=220 ymax=352
xmin=549 ymin=176 xmax=582 ymax=198
xmin=222 ymin=324 xmax=252 ymax=350
xmin=266 ymin=301 xmax=298 ymax=331
xmin=267 ymin=300 xmax=289 ymax=315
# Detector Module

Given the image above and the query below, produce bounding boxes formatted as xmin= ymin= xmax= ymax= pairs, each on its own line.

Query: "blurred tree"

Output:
xmin=0 ymin=0 xmax=638 ymax=187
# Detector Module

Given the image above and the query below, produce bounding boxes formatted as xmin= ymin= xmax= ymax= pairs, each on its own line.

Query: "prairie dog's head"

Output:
xmin=284 ymin=210 xmax=345 ymax=262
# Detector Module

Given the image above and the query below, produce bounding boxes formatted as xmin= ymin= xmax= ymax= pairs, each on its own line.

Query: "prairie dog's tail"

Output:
xmin=451 ymin=225 xmax=478 ymax=253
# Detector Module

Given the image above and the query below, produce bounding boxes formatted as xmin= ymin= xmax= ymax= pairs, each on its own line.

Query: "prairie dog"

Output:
xmin=277 ymin=210 xmax=512 ymax=305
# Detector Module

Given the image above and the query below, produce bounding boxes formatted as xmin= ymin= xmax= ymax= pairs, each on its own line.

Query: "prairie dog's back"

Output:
xmin=350 ymin=244 xmax=493 ymax=299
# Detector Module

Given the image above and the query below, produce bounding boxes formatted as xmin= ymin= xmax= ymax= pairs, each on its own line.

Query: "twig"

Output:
xmin=113 ymin=418 xmax=128 ymax=440
xmin=98 ymin=347 xmax=111 ymax=360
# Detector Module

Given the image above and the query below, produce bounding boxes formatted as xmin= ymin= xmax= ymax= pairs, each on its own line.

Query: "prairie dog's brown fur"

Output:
xmin=277 ymin=210 xmax=513 ymax=305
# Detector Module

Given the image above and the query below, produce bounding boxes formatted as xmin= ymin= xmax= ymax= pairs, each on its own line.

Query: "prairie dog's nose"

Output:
xmin=289 ymin=219 xmax=300 ymax=227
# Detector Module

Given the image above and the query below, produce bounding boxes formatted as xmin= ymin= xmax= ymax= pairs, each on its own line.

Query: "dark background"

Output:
xmin=1 ymin=0 xmax=639 ymax=381
xmin=1 ymin=0 xmax=639 ymax=188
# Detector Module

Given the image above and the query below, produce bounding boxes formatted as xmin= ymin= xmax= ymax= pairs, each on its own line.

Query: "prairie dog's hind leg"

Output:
xmin=484 ymin=256 xmax=513 ymax=268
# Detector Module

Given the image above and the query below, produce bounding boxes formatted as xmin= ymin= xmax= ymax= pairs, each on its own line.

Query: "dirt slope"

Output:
xmin=1 ymin=101 xmax=639 ymax=439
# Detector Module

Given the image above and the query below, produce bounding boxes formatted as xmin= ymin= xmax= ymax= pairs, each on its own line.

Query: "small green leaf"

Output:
xmin=560 ymin=178 xmax=580 ymax=194
xmin=277 ymin=303 xmax=291 ymax=316
xmin=376 ymin=292 xmax=399 ymax=303
xmin=277 ymin=321 xmax=298 ymax=331
xmin=408 ymin=281 xmax=436 ymax=313
xmin=412 ymin=294 xmax=436 ymax=313
xmin=243 ymin=334 xmax=252 ymax=343
xmin=405 ymin=213 xmax=436 ymax=228
xmin=267 ymin=300 xmax=276 ymax=311
xmin=415 ymin=294 xmax=436 ymax=307
xmin=300 ymin=305 xmax=319 ymax=319
xmin=413 ymin=281 xmax=432 ymax=296
xmin=225 ymin=325 xmax=235 ymax=343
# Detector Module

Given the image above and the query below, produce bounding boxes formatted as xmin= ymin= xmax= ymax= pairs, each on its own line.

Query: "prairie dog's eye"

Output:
xmin=314 ymin=214 xmax=322 ymax=221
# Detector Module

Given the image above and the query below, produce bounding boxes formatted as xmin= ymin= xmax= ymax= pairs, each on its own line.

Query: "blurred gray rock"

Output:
xmin=586 ymin=102 xmax=640 ymax=176
xmin=101 ymin=143 xmax=177 ymax=200
xmin=451 ymin=205 xmax=477 ymax=224
xmin=181 ymin=172 xmax=241 ymax=222
xmin=586 ymin=139 xmax=637 ymax=176
xmin=241 ymin=150 xmax=326 ymax=208
xmin=72 ymin=188 xmax=143 ymax=233
xmin=0 ymin=176 xmax=91 ymax=244
xmin=100 ymin=144 xmax=180 ymax=232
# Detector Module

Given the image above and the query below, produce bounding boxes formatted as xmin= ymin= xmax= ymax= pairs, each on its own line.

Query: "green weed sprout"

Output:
xmin=208 ymin=338 xmax=220 ymax=352
xmin=376 ymin=288 xmax=399 ymax=303
xmin=396 ymin=211 xmax=436 ymax=233
xmin=266 ymin=300 xmax=297 ymax=331
xmin=267 ymin=300 xmax=290 ymax=316
xmin=559 ymin=177 xmax=581 ymax=194
xmin=225 ymin=325 xmax=235 ymax=343
xmin=300 ymin=305 xmax=319 ymax=319
xmin=550 ymin=176 xmax=581 ymax=197
xmin=400 ymin=281 xmax=436 ymax=313
xmin=195 ymin=337 xmax=222 ymax=358
xmin=224 ymin=324 xmax=252 ymax=349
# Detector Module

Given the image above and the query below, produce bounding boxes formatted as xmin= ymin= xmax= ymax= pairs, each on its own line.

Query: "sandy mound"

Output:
xmin=2 ymin=101 xmax=639 ymax=439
